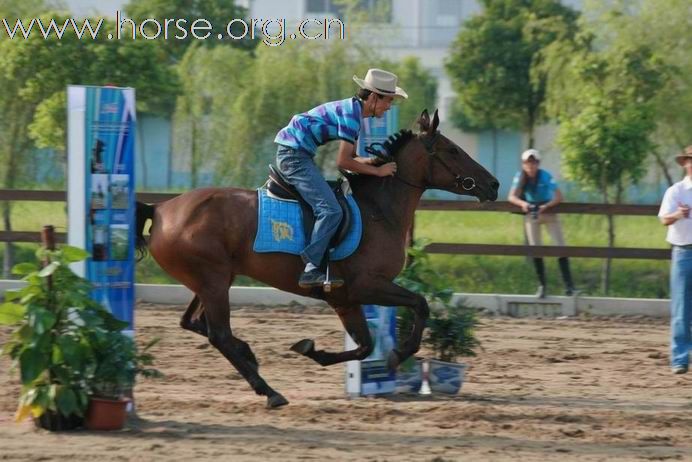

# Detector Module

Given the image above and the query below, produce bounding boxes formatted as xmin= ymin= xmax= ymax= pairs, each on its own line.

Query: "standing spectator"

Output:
xmin=508 ymin=149 xmax=575 ymax=298
xmin=658 ymin=146 xmax=692 ymax=374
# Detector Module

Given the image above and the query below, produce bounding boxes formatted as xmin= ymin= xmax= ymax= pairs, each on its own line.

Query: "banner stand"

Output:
xmin=344 ymin=108 xmax=399 ymax=397
xmin=67 ymin=85 xmax=137 ymax=409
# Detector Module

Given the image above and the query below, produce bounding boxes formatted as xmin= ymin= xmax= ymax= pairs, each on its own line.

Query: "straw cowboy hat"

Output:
xmin=675 ymin=145 xmax=692 ymax=166
xmin=353 ymin=68 xmax=408 ymax=99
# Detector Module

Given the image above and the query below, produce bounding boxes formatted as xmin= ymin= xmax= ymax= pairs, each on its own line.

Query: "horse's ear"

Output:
xmin=418 ymin=109 xmax=430 ymax=132
xmin=430 ymin=109 xmax=440 ymax=134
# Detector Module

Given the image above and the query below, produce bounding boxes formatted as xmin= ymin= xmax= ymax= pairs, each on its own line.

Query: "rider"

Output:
xmin=275 ymin=68 xmax=408 ymax=288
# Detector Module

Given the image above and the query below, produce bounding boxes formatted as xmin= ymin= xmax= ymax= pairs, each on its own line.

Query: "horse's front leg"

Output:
xmin=290 ymin=304 xmax=373 ymax=366
xmin=352 ymin=276 xmax=430 ymax=371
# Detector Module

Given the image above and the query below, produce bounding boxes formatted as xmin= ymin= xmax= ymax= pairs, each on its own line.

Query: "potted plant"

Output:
xmin=86 ymin=331 xmax=159 ymax=430
xmin=0 ymin=243 xmax=159 ymax=431
xmin=424 ymin=301 xmax=480 ymax=394
xmin=394 ymin=239 xmax=481 ymax=394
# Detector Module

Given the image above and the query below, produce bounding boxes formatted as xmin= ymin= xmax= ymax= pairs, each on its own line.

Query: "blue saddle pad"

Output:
xmin=253 ymin=189 xmax=362 ymax=261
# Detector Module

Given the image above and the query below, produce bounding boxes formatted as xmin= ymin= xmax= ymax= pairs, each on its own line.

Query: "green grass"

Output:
xmin=415 ymin=211 xmax=668 ymax=248
xmin=10 ymin=202 xmax=67 ymax=232
xmin=1 ymin=203 xmax=671 ymax=298
xmin=415 ymin=211 xmax=669 ymax=298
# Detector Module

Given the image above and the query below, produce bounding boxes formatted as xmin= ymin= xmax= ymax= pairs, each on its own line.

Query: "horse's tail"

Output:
xmin=135 ymin=201 xmax=155 ymax=261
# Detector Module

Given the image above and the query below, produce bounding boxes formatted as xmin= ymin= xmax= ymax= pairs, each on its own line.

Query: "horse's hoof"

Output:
xmin=387 ymin=350 xmax=401 ymax=372
xmin=266 ymin=393 xmax=289 ymax=409
xmin=290 ymin=339 xmax=315 ymax=356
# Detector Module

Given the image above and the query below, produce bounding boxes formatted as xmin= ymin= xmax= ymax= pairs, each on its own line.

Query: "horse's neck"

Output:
xmin=353 ymin=175 xmax=424 ymax=237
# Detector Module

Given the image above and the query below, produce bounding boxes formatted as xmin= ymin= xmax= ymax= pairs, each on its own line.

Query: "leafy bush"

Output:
xmin=0 ymin=245 xmax=159 ymax=421
xmin=396 ymin=239 xmax=481 ymax=363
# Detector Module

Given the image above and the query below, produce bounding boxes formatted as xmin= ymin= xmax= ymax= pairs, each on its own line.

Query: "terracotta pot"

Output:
xmin=34 ymin=411 xmax=83 ymax=431
xmin=85 ymin=397 xmax=129 ymax=431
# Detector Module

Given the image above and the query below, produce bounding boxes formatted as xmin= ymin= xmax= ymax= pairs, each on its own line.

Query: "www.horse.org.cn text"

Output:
xmin=0 ymin=13 xmax=347 ymax=46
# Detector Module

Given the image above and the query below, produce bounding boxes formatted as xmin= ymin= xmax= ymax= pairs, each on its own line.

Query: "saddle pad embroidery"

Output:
xmin=253 ymin=189 xmax=362 ymax=261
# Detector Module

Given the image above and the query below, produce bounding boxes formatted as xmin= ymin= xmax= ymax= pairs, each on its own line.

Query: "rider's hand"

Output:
xmin=377 ymin=162 xmax=397 ymax=177
xmin=520 ymin=201 xmax=531 ymax=213
xmin=677 ymin=203 xmax=690 ymax=219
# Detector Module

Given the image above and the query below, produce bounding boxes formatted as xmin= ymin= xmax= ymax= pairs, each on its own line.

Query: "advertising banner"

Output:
xmin=67 ymin=85 xmax=136 ymax=334
xmin=345 ymin=107 xmax=399 ymax=397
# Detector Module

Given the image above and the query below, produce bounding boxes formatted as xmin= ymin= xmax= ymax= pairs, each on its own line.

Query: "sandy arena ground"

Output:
xmin=1 ymin=303 xmax=691 ymax=461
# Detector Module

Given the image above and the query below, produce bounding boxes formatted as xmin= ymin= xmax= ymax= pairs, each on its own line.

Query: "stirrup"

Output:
xmin=322 ymin=263 xmax=344 ymax=293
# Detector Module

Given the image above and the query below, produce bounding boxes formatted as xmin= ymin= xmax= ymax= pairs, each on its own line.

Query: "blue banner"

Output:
xmin=82 ymin=87 xmax=136 ymax=331
xmin=357 ymin=106 xmax=399 ymax=157
xmin=345 ymin=108 xmax=399 ymax=396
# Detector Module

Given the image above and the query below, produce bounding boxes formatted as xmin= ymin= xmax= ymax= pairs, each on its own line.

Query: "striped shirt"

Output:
xmin=274 ymin=97 xmax=362 ymax=156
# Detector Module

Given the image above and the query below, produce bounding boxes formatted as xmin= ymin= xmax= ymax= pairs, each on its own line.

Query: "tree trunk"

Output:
xmin=492 ymin=128 xmax=498 ymax=176
xmin=191 ymin=118 xmax=198 ymax=189
xmin=2 ymin=118 xmax=23 ymax=278
xmin=600 ymin=172 xmax=612 ymax=296
xmin=137 ymin=120 xmax=148 ymax=189
xmin=651 ymin=149 xmax=673 ymax=187
xmin=3 ymin=202 xmax=13 ymax=278
xmin=527 ymin=125 xmax=535 ymax=150
xmin=526 ymin=106 xmax=536 ymax=149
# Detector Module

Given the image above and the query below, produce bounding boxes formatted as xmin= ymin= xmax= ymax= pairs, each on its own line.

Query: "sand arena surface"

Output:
xmin=1 ymin=303 xmax=691 ymax=461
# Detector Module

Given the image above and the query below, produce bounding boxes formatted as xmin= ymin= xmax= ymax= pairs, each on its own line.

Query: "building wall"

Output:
xmin=64 ymin=0 xmax=125 ymax=17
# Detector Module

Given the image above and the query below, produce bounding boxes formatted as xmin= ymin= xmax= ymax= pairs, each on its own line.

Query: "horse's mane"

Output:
xmin=343 ymin=129 xmax=415 ymax=186
xmin=380 ymin=129 xmax=415 ymax=158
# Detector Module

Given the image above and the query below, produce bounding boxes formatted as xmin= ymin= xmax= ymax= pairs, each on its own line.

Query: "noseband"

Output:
xmin=394 ymin=132 xmax=476 ymax=191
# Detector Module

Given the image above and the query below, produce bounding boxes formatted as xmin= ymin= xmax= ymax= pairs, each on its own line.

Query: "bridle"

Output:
xmin=392 ymin=132 xmax=477 ymax=192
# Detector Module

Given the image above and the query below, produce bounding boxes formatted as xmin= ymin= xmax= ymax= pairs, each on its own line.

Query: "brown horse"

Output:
xmin=135 ymin=110 xmax=499 ymax=408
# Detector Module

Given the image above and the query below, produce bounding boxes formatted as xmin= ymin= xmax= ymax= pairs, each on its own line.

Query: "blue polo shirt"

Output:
xmin=274 ymin=97 xmax=362 ymax=156
xmin=511 ymin=169 xmax=557 ymax=204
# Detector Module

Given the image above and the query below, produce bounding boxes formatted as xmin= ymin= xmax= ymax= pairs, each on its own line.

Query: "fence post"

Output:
xmin=40 ymin=225 xmax=56 ymax=293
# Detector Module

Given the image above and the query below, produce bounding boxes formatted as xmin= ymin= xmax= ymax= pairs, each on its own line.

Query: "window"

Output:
xmin=306 ymin=0 xmax=343 ymax=16
xmin=306 ymin=0 xmax=391 ymax=22
xmin=436 ymin=0 xmax=462 ymax=27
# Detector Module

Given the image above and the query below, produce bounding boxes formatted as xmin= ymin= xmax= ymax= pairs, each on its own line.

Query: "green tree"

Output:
xmin=0 ymin=13 xmax=177 ymax=275
xmin=0 ymin=0 xmax=55 ymax=21
xmin=124 ymin=0 xmax=253 ymax=63
xmin=393 ymin=57 xmax=437 ymax=131
xmin=584 ymin=0 xmax=692 ymax=185
xmin=540 ymin=25 xmax=667 ymax=293
xmin=173 ymin=43 xmax=253 ymax=188
xmin=445 ymin=0 xmax=579 ymax=147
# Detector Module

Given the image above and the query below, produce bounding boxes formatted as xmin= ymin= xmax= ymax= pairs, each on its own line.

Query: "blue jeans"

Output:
xmin=670 ymin=246 xmax=692 ymax=367
xmin=276 ymin=145 xmax=343 ymax=267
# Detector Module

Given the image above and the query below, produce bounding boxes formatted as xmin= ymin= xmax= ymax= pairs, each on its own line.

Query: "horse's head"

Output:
xmin=394 ymin=110 xmax=499 ymax=202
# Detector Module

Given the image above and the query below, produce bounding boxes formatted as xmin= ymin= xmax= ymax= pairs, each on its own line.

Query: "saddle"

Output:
xmin=266 ymin=165 xmax=353 ymax=250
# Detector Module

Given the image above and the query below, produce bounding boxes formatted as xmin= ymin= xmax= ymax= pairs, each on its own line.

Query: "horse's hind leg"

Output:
xmin=291 ymin=304 xmax=373 ymax=366
xmin=200 ymin=284 xmax=287 ymax=408
xmin=180 ymin=296 xmax=207 ymax=337
xmin=181 ymin=295 xmax=259 ymax=371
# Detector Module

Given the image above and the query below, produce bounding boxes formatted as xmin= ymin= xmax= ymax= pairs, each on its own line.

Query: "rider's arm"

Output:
xmin=353 ymin=157 xmax=376 ymax=165
xmin=336 ymin=141 xmax=391 ymax=176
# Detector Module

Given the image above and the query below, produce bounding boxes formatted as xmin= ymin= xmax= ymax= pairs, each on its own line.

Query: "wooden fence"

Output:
xmin=0 ymin=189 xmax=669 ymax=260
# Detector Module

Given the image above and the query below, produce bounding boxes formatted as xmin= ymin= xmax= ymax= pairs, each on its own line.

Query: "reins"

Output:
xmin=392 ymin=132 xmax=477 ymax=192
